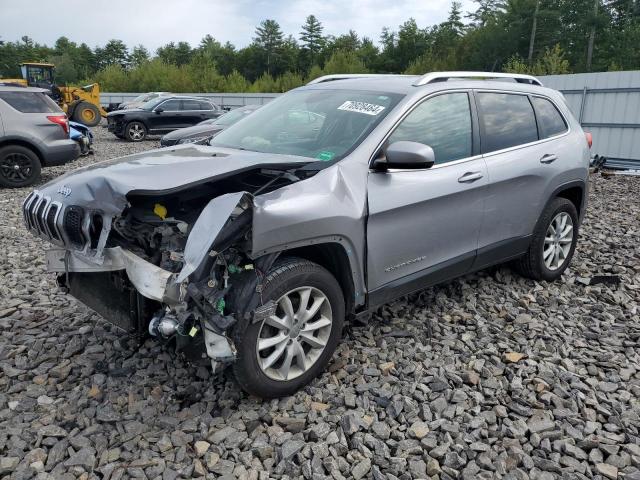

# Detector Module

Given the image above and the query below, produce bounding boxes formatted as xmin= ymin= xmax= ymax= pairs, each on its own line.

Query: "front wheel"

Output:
xmin=515 ymin=197 xmax=579 ymax=281
xmin=125 ymin=121 xmax=147 ymax=142
xmin=231 ymin=258 xmax=345 ymax=398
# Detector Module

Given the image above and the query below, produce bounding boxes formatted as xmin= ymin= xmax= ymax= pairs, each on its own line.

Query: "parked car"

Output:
xmin=69 ymin=121 xmax=94 ymax=156
xmin=107 ymin=96 xmax=224 ymax=142
xmin=116 ymin=92 xmax=171 ymax=110
xmin=160 ymin=104 xmax=261 ymax=147
xmin=0 ymin=86 xmax=79 ymax=187
xmin=24 ymin=72 xmax=590 ymax=397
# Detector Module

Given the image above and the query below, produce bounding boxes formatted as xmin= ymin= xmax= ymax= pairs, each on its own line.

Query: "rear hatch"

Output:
xmin=0 ymin=90 xmax=70 ymax=141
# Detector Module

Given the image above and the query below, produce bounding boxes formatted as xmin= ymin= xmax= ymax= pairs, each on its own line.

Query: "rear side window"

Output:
xmin=531 ymin=96 xmax=567 ymax=138
xmin=477 ymin=93 xmax=538 ymax=153
xmin=198 ymin=101 xmax=214 ymax=111
xmin=388 ymin=92 xmax=473 ymax=165
xmin=0 ymin=91 xmax=61 ymax=113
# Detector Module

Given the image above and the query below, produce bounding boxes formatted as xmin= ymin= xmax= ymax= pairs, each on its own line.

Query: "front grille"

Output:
xmin=23 ymin=191 xmax=86 ymax=249
xmin=63 ymin=206 xmax=86 ymax=248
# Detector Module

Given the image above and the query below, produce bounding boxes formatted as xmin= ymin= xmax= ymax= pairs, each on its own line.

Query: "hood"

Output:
xmin=162 ymin=124 xmax=225 ymax=141
xmin=108 ymin=108 xmax=146 ymax=116
xmin=38 ymin=145 xmax=311 ymax=216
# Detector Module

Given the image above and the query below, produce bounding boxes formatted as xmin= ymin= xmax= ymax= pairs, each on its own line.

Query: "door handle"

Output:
xmin=540 ymin=154 xmax=558 ymax=164
xmin=458 ymin=171 xmax=483 ymax=183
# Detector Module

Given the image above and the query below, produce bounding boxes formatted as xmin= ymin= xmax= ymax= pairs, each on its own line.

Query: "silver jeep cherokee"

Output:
xmin=23 ymin=72 xmax=590 ymax=397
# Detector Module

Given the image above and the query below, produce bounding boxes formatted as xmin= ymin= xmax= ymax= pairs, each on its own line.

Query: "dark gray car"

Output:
xmin=0 ymin=86 xmax=80 ymax=187
xmin=24 ymin=72 xmax=590 ymax=397
xmin=160 ymin=104 xmax=261 ymax=147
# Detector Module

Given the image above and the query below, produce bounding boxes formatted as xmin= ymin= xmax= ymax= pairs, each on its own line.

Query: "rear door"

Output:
xmin=474 ymin=91 xmax=569 ymax=264
xmin=366 ymin=91 xmax=488 ymax=299
xmin=181 ymin=99 xmax=206 ymax=126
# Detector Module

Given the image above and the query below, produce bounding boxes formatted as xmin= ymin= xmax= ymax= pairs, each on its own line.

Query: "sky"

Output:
xmin=0 ymin=0 xmax=475 ymax=51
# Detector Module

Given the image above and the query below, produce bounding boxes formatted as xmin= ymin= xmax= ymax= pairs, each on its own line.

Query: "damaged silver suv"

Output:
xmin=24 ymin=72 xmax=590 ymax=397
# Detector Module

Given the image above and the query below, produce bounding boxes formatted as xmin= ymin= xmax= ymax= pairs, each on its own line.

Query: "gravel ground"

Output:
xmin=0 ymin=126 xmax=639 ymax=480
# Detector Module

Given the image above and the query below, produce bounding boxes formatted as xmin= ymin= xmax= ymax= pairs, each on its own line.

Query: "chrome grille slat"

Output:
xmin=30 ymin=196 xmax=45 ymax=234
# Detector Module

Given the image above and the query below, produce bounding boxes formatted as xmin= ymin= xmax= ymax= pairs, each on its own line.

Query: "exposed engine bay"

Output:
xmin=44 ymin=164 xmax=311 ymax=371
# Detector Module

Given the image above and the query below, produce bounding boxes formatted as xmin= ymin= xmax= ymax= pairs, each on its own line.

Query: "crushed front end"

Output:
xmin=22 ymin=160 xmax=302 ymax=371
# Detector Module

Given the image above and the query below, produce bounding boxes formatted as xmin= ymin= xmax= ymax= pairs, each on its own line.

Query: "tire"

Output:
xmin=72 ymin=102 xmax=101 ymax=127
xmin=125 ymin=121 xmax=147 ymax=142
xmin=231 ymin=257 xmax=345 ymax=398
xmin=515 ymin=197 xmax=578 ymax=281
xmin=0 ymin=145 xmax=41 ymax=188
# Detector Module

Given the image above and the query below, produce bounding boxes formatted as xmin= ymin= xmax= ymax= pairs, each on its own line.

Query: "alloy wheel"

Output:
xmin=256 ymin=286 xmax=332 ymax=381
xmin=0 ymin=153 xmax=34 ymax=184
xmin=543 ymin=212 xmax=574 ymax=271
xmin=128 ymin=124 xmax=145 ymax=141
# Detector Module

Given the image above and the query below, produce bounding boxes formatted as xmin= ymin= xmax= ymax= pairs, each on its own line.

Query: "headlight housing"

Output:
xmin=178 ymin=136 xmax=211 ymax=145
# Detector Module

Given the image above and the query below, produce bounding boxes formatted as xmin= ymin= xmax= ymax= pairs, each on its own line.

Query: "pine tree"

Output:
xmin=300 ymin=15 xmax=325 ymax=55
xmin=254 ymin=19 xmax=284 ymax=75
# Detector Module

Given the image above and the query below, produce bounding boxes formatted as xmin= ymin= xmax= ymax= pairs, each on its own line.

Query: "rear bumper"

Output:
xmin=42 ymin=140 xmax=80 ymax=166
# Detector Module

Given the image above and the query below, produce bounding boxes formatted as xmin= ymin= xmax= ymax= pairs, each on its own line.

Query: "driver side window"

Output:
xmin=388 ymin=92 xmax=472 ymax=165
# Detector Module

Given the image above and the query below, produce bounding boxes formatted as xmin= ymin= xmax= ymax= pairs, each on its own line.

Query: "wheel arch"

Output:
xmin=552 ymin=180 xmax=586 ymax=223
xmin=0 ymin=138 xmax=45 ymax=166
xmin=277 ymin=242 xmax=358 ymax=316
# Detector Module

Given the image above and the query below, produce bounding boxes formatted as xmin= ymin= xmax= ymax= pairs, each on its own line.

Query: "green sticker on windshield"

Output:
xmin=316 ymin=151 xmax=335 ymax=161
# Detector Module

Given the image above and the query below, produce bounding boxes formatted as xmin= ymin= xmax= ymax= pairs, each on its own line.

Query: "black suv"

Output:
xmin=106 ymin=96 xmax=224 ymax=142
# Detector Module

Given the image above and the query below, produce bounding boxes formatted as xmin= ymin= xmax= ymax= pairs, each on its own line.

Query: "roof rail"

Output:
xmin=413 ymin=71 xmax=543 ymax=87
xmin=307 ymin=74 xmax=409 ymax=85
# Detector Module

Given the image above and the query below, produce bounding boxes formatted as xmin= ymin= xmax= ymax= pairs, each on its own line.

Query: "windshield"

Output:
xmin=130 ymin=93 xmax=156 ymax=104
xmin=140 ymin=97 xmax=166 ymax=110
xmin=213 ymin=107 xmax=257 ymax=127
xmin=210 ymin=89 xmax=403 ymax=161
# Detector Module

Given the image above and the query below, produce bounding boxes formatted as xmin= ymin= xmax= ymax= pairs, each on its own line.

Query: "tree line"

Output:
xmin=0 ymin=0 xmax=638 ymax=93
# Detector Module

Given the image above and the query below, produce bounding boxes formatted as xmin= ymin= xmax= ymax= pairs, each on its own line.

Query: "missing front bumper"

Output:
xmin=46 ymin=247 xmax=174 ymax=302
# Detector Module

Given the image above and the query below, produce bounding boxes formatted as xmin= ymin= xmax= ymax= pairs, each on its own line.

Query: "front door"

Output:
xmin=149 ymin=99 xmax=183 ymax=132
xmin=366 ymin=91 xmax=488 ymax=301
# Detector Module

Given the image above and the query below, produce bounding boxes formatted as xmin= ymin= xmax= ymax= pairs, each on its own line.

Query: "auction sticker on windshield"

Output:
xmin=338 ymin=100 xmax=386 ymax=116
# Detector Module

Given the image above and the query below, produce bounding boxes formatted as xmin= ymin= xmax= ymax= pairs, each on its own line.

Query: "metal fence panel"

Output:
xmin=101 ymin=92 xmax=279 ymax=109
xmin=541 ymin=71 xmax=640 ymax=165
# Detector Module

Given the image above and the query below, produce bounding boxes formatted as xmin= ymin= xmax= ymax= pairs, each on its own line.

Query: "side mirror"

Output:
xmin=376 ymin=141 xmax=435 ymax=170
xmin=155 ymin=108 xmax=164 ymax=114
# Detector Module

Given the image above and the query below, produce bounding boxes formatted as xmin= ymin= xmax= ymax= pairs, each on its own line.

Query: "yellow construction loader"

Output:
xmin=1 ymin=63 xmax=107 ymax=126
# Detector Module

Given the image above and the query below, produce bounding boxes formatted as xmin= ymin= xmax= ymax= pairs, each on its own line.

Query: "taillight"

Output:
xmin=47 ymin=115 xmax=69 ymax=136
xmin=585 ymin=132 xmax=593 ymax=149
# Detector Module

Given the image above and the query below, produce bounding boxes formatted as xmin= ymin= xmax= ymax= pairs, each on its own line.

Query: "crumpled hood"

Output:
xmin=38 ymin=145 xmax=310 ymax=215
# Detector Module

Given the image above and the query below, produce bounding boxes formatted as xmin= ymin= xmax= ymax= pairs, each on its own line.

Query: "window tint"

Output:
xmin=0 ymin=91 xmax=61 ymax=113
xmin=531 ymin=96 xmax=567 ymax=138
xmin=477 ymin=93 xmax=538 ymax=152
xmin=182 ymin=100 xmax=201 ymax=110
xmin=159 ymin=99 xmax=181 ymax=111
xmin=388 ymin=92 xmax=472 ymax=165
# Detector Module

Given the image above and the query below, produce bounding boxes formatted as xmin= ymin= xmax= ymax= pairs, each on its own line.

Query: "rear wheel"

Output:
xmin=231 ymin=258 xmax=345 ymax=398
xmin=0 ymin=145 xmax=41 ymax=188
xmin=125 ymin=121 xmax=147 ymax=142
xmin=72 ymin=102 xmax=101 ymax=127
xmin=515 ymin=197 xmax=578 ymax=281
